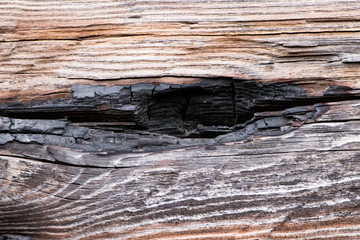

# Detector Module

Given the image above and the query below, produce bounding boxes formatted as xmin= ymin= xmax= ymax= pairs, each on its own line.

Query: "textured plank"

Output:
xmin=1 ymin=95 xmax=360 ymax=239
xmin=1 ymin=1 xmax=360 ymax=240
xmin=1 ymin=104 xmax=360 ymax=239
xmin=1 ymin=0 xmax=360 ymax=99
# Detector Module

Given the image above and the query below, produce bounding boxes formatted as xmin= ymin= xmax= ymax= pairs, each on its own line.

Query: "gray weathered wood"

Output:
xmin=1 ymin=0 xmax=360 ymax=239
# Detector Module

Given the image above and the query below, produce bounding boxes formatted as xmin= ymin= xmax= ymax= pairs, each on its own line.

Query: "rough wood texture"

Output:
xmin=1 ymin=0 xmax=360 ymax=239
xmin=2 ymin=0 xmax=360 ymax=100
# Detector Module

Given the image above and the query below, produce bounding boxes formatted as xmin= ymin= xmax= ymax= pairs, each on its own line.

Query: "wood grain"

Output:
xmin=1 ymin=102 xmax=360 ymax=239
xmin=1 ymin=0 xmax=360 ymax=239
xmin=1 ymin=0 xmax=360 ymax=99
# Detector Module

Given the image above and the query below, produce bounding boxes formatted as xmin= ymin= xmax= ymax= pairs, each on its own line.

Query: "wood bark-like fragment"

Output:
xmin=1 ymin=1 xmax=360 ymax=239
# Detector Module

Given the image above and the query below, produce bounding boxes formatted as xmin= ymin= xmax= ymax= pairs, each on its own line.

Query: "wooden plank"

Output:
xmin=1 ymin=0 xmax=360 ymax=239
xmin=1 ymin=0 xmax=360 ymax=99
xmin=1 ymin=104 xmax=360 ymax=239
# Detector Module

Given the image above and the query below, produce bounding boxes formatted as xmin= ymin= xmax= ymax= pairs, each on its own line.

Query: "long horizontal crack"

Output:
xmin=0 ymin=77 xmax=359 ymax=155
xmin=0 ymin=153 xmax=136 ymax=169
xmin=2 ymin=29 xmax=360 ymax=43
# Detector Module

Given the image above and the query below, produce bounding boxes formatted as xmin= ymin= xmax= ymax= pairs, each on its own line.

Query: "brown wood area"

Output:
xmin=1 ymin=1 xmax=360 ymax=239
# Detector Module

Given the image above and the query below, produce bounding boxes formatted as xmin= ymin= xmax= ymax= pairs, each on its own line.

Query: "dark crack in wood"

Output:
xmin=0 ymin=78 xmax=358 ymax=158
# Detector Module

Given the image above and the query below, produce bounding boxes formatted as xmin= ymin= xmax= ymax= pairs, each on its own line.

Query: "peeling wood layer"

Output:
xmin=1 ymin=78 xmax=354 ymax=157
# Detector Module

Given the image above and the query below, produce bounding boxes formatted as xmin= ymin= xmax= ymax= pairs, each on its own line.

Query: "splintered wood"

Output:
xmin=0 ymin=1 xmax=360 ymax=239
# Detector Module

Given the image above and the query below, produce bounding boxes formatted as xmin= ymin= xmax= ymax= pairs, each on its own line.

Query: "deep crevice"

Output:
xmin=0 ymin=77 xmax=359 ymax=151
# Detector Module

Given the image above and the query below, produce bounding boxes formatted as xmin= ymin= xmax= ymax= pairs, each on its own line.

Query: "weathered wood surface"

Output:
xmin=2 ymin=0 xmax=360 ymax=100
xmin=1 ymin=0 xmax=360 ymax=239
